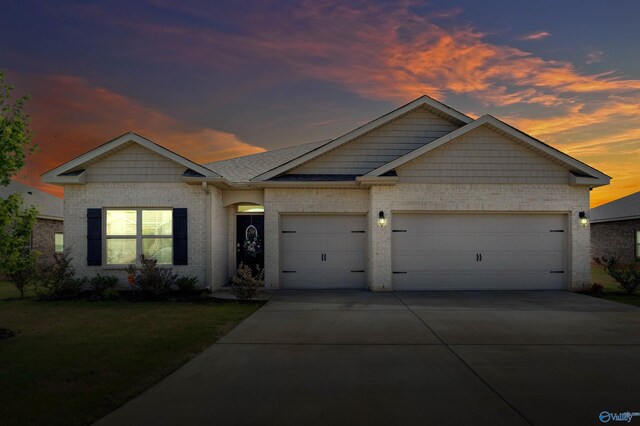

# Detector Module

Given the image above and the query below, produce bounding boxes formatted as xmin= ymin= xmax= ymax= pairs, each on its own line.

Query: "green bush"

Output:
xmin=231 ymin=263 xmax=264 ymax=301
xmin=90 ymin=274 xmax=119 ymax=292
xmin=128 ymin=255 xmax=178 ymax=296
xmin=595 ymin=257 xmax=640 ymax=294
xmin=175 ymin=276 xmax=198 ymax=293
xmin=102 ymin=287 xmax=120 ymax=301
xmin=35 ymin=249 xmax=86 ymax=300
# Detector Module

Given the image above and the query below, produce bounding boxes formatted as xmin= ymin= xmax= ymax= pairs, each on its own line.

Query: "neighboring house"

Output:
xmin=590 ymin=192 xmax=640 ymax=264
xmin=0 ymin=181 xmax=64 ymax=265
xmin=42 ymin=95 xmax=610 ymax=291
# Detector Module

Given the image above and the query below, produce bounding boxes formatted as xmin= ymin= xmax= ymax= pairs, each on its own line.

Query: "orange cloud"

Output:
xmin=11 ymin=74 xmax=264 ymax=197
xmin=16 ymin=1 xmax=640 ymax=205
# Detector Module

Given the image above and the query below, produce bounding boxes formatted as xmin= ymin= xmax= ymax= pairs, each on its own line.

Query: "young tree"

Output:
xmin=0 ymin=71 xmax=38 ymax=298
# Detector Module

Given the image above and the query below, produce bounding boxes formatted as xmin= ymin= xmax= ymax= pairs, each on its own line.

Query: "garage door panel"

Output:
xmin=394 ymin=252 xmax=477 ymax=270
xmin=325 ymin=233 xmax=367 ymax=252
xmin=394 ymin=233 xmax=476 ymax=252
xmin=476 ymin=233 xmax=562 ymax=251
xmin=392 ymin=213 xmax=566 ymax=290
xmin=281 ymin=252 xmax=323 ymax=270
xmin=281 ymin=215 xmax=367 ymax=289
xmin=282 ymin=234 xmax=325 ymax=252
xmin=325 ymin=252 xmax=366 ymax=270
xmin=395 ymin=270 xmax=564 ymax=290
xmin=480 ymin=253 xmax=564 ymax=271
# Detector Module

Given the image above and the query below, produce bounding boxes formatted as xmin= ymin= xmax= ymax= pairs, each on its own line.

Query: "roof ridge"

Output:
xmin=205 ymin=139 xmax=331 ymax=166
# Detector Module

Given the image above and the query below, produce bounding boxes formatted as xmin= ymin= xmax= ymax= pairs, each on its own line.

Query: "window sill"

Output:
xmin=101 ymin=264 xmax=175 ymax=269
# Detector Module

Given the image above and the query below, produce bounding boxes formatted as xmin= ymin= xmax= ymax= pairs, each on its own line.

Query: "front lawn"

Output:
xmin=0 ymin=281 xmax=262 ymax=426
xmin=590 ymin=263 xmax=640 ymax=308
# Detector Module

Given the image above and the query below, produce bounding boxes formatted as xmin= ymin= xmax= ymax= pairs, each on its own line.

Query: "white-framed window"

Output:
xmin=54 ymin=233 xmax=64 ymax=253
xmin=105 ymin=209 xmax=173 ymax=265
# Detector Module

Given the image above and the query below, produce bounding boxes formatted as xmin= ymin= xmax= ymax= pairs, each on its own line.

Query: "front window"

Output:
xmin=54 ymin=233 xmax=64 ymax=253
xmin=105 ymin=209 xmax=173 ymax=265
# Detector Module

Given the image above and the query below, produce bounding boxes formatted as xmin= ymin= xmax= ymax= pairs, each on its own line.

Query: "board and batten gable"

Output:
xmin=396 ymin=126 xmax=571 ymax=184
xmin=289 ymin=107 xmax=461 ymax=175
xmin=82 ymin=143 xmax=187 ymax=183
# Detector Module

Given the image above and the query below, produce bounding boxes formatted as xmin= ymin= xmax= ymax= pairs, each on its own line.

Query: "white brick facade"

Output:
xmin=63 ymin=182 xmax=590 ymax=292
xmin=369 ymin=184 xmax=590 ymax=291
xmin=263 ymin=188 xmax=370 ymax=288
xmin=64 ymin=183 xmax=208 ymax=287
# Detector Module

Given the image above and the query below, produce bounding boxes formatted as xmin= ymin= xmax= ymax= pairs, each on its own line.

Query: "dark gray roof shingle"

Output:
xmin=590 ymin=191 xmax=640 ymax=223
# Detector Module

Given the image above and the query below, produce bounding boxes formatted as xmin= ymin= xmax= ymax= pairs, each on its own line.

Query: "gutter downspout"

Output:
xmin=201 ymin=181 xmax=212 ymax=291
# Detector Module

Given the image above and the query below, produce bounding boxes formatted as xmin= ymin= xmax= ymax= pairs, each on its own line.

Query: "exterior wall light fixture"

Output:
xmin=378 ymin=211 xmax=387 ymax=227
xmin=578 ymin=211 xmax=589 ymax=227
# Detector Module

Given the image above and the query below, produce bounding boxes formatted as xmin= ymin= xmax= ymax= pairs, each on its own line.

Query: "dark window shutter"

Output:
xmin=173 ymin=208 xmax=188 ymax=265
xmin=87 ymin=209 xmax=102 ymax=266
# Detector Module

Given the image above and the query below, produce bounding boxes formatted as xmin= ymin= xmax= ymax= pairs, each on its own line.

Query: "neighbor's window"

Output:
xmin=54 ymin=233 xmax=64 ymax=253
xmin=105 ymin=209 xmax=172 ymax=265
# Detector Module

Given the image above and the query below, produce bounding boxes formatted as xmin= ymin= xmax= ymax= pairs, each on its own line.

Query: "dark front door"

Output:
xmin=236 ymin=215 xmax=264 ymax=273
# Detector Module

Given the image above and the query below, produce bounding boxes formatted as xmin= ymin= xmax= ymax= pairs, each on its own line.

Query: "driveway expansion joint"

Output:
xmin=393 ymin=292 xmax=535 ymax=426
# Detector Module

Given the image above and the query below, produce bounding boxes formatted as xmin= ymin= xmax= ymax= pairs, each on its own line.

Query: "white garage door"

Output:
xmin=281 ymin=215 xmax=367 ymax=289
xmin=392 ymin=213 xmax=566 ymax=290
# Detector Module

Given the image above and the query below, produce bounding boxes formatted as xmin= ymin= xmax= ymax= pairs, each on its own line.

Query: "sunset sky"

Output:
xmin=1 ymin=0 xmax=638 ymax=206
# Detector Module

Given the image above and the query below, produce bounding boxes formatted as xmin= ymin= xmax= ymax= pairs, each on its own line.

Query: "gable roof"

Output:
xmin=250 ymin=95 xmax=473 ymax=181
xmin=590 ymin=191 xmax=640 ymax=223
xmin=0 ymin=181 xmax=63 ymax=220
xmin=364 ymin=114 xmax=611 ymax=186
xmin=205 ymin=140 xmax=329 ymax=182
xmin=42 ymin=132 xmax=221 ymax=184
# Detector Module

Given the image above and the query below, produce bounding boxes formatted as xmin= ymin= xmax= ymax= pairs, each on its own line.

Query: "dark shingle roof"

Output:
xmin=205 ymin=140 xmax=330 ymax=182
xmin=590 ymin=191 xmax=640 ymax=223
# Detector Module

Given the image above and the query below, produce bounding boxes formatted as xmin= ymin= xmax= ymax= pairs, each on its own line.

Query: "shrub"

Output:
xmin=90 ymin=274 xmax=119 ymax=292
xmin=587 ymin=283 xmax=604 ymax=295
xmin=230 ymin=263 xmax=264 ymax=301
xmin=595 ymin=257 xmax=640 ymax=294
xmin=7 ymin=258 xmax=36 ymax=299
xmin=89 ymin=274 xmax=119 ymax=301
xmin=128 ymin=255 xmax=178 ymax=296
xmin=102 ymin=287 xmax=120 ymax=301
xmin=35 ymin=249 xmax=85 ymax=300
xmin=175 ymin=276 xmax=198 ymax=293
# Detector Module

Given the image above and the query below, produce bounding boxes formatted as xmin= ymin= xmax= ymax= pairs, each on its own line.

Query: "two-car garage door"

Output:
xmin=392 ymin=213 xmax=567 ymax=290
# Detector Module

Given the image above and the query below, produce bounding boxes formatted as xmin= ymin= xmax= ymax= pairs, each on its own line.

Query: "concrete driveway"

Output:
xmin=95 ymin=291 xmax=640 ymax=426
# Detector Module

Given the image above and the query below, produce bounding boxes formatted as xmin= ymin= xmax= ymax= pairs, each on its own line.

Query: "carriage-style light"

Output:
xmin=578 ymin=211 xmax=589 ymax=227
xmin=378 ymin=211 xmax=386 ymax=227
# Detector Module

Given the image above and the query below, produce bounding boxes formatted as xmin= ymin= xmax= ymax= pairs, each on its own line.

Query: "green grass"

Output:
xmin=590 ymin=263 xmax=640 ymax=308
xmin=0 ymin=281 xmax=262 ymax=426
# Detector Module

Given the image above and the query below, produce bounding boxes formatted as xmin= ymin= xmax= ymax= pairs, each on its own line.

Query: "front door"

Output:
xmin=236 ymin=215 xmax=264 ymax=273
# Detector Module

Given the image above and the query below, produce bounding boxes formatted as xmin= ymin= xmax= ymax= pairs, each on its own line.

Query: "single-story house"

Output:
xmin=590 ymin=191 xmax=640 ymax=263
xmin=0 ymin=180 xmax=64 ymax=265
xmin=42 ymin=95 xmax=610 ymax=291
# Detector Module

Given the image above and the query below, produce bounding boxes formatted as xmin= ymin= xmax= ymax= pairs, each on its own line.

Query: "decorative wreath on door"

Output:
xmin=243 ymin=225 xmax=262 ymax=257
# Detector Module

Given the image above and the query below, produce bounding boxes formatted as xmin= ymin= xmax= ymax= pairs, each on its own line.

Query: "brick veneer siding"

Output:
xmin=370 ymin=184 xmax=591 ymax=291
xmin=32 ymin=218 xmax=63 ymax=266
xmin=591 ymin=219 xmax=640 ymax=264
xmin=262 ymin=184 xmax=590 ymax=291
xmin=64 ymin=183 xmax=208 ymax=287
xmin=263 ymin=188 xmax=370 ymax=288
